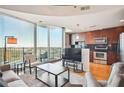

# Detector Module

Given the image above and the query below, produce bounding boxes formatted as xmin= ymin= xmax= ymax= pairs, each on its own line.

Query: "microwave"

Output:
xmin=94 ymin=37 xmax=107 ymax=44
xmin=94 ymin=44 xmax=108 ymax=50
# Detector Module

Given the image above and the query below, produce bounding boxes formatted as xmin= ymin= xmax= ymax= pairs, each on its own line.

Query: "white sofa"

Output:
xmin=0 ymin=64 xmax=27 ymax=87
xmin=85 ymin=62 xmax=124 ymax=87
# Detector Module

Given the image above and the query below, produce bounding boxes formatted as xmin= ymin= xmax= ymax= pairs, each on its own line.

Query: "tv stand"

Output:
xmin=62 ymin=59 xmax=83 ymax=72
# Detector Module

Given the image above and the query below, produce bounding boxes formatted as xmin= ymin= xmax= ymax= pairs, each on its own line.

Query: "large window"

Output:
xmin=3 ymin=16 xmax=34 ymax=47
xmin=0 ymin=15 xmax=4 ymax=64
xmin=37 ymin=26 xmax=48 ymax=60
xmin=0 ymin=15 xmax=4 ymax=47
xmin=0 ymin=15 xmax=34 ymax=64
xmin=0 ymin=15 xmax=64 ymax=65
xmin=50 ymin=27 xmax=62 ymax=59
xmin=37 ymin=26 xmax=63 ymax=61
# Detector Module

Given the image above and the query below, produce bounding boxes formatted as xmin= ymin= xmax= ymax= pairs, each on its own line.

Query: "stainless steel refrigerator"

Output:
xmin=120 ymin=33 xmax=124 ymax=62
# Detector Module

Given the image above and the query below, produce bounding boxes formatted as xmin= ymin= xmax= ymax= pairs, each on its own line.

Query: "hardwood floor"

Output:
xmin=52 ymin=61 xmax=111 ymax=80
xmin=19 ymin=61 xmax=111 ymax=87
xmin=76 ymin=62 xmax=111 ymax=80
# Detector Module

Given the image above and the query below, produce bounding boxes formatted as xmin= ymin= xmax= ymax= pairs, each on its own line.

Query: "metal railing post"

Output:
xmin=23 ymin=47 xmax=24 ymax=62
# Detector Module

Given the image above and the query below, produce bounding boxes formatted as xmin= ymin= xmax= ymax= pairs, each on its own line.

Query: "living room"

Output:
xmin=0 ymin=0 xmax=124 ymax=93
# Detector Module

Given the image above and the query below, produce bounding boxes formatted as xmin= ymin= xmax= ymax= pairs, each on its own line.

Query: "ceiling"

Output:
xmin=1 ymin=5 xmax=123 ymax=16
xmin=0 ymin=5 xmax=124 ymax=33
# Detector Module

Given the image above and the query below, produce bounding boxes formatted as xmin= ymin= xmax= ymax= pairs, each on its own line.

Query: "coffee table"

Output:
xmin=35 ymin=63 xmax=70 ymax=87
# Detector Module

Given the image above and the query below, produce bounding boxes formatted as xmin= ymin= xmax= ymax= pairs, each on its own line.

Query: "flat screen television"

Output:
xmin=62 ymin=48 xmax=82 ymax=62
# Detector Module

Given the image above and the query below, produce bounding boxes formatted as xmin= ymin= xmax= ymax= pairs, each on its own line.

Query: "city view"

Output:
xmin=0 ymin=15 xmax=63 ymax=65
xmin=0 ymin=47 xmax=62 ymax=65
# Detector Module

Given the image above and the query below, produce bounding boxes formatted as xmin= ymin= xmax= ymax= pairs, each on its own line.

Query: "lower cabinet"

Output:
xmin=107 ymin=51 xmax=118 ymax=65
xmin=94 ymin=59 xmax=107 ymax=65
xmin=90 ymin=50 xmax=118 ymax=65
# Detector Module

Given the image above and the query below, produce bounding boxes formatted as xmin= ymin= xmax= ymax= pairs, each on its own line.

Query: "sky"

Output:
xmin=0 ymin=15 xmax=62 ymax=48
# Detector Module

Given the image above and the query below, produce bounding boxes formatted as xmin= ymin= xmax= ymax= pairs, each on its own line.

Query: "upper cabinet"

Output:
xmin=82 ymin=26 xmax=124 ymax=44
xmin=67 ymin=26 xmax=124 ymax=46
xmin=85 ymin=32 xmax=95 ymax=44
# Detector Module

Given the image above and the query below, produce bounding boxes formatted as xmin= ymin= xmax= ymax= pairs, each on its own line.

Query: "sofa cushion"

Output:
xmin=85 ymin=72 xmax=101 ymax=87
xmin=107 ymin=74 xmax=124 ymax=87
xmin=107 ymin=62 xmax=124 ymax=85
xmin=0 ymin=78 xmax=8 ymax=87
xmin=2 ymin=70 xmax=20 ymax=83
xmin=0 ymin=64 xmax=10 ymax=72
xmin=8 ymin=80 xmax=27 ymax=87
xmin=30 ymin=61 xmax=41 ymax=67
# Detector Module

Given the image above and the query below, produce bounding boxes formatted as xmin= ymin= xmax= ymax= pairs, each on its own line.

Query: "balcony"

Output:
xmin=0 ymin=47 xmax=62 ymax=65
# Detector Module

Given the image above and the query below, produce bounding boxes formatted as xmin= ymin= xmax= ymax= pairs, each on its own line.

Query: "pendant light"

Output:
xmin=76 ymin=34 xmax=79 ymax=40
xmin=76 ymin=24 xmax=79 ymax=40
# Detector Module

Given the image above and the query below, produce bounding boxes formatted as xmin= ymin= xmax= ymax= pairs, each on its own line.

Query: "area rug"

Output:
xmin=19 ymin=69 xmax=84 ymax=87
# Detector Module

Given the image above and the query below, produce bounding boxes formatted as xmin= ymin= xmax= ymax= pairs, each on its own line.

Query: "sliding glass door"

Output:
xmin=37 ymin=26 xmax=63 ymax=62
xmin=37 ymin=26 xmax=48 ymax=62
xmin=49 ymin=27 xmax=62 ymax=60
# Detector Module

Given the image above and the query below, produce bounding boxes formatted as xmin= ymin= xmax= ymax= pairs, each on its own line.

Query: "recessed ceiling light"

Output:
xmin=120 ymin=19 xmax=124 ymax=22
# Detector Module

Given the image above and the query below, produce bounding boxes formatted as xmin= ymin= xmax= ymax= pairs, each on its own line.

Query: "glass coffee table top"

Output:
xmin=36 ymin=61 xmax=70 ymax=87
xmin=37 ymin=62 xmax=68 ymax=75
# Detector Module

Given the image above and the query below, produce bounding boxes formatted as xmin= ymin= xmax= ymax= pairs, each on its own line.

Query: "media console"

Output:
xmin=62 ymin=48 xmax=90 ymax=72
xmin=62 ymin=48 xmax=82 ymax=72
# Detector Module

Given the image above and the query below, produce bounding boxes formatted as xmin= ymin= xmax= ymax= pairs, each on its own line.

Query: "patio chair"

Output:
xmin=40 ymin=52 xmax=48 ymax=62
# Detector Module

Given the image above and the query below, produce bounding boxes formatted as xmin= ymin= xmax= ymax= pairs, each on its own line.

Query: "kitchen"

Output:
xmin=66 ymin=26 xmax=124 ymax=65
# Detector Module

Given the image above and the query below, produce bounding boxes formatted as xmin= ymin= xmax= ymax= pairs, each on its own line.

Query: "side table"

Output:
xmin=14 ymin=62 xmax=25 ymax=75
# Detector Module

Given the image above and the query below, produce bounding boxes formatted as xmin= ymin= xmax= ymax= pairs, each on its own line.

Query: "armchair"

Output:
xmin=24 ymin=54 xmax=41 ymax=74
xmin=85 ymin=62 xmax=124 ymax=87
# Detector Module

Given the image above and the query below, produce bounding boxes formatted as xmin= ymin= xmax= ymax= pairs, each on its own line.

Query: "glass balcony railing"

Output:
xmin=49 ymin=48 xmax=62 ymax=60
xmin=0 ymin=47 xmax=62 ymax=65
xmin=37 ymin=47 xmax=62 ymax=61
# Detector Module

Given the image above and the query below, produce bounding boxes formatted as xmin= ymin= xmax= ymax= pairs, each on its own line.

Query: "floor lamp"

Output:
xmin=4 ymin=36 xmax=17 ymax=64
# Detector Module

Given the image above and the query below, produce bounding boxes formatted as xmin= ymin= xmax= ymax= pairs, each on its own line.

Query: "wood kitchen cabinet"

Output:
xmin=107 ymin=51 xmax=118 ymax=65
xmin=85 ymin=32 xmax=95 ymax=44
xmin=90 ymin=50 xmax=94 ymax=62
xmin=68 ymin=26 xmax=124 ymax=65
